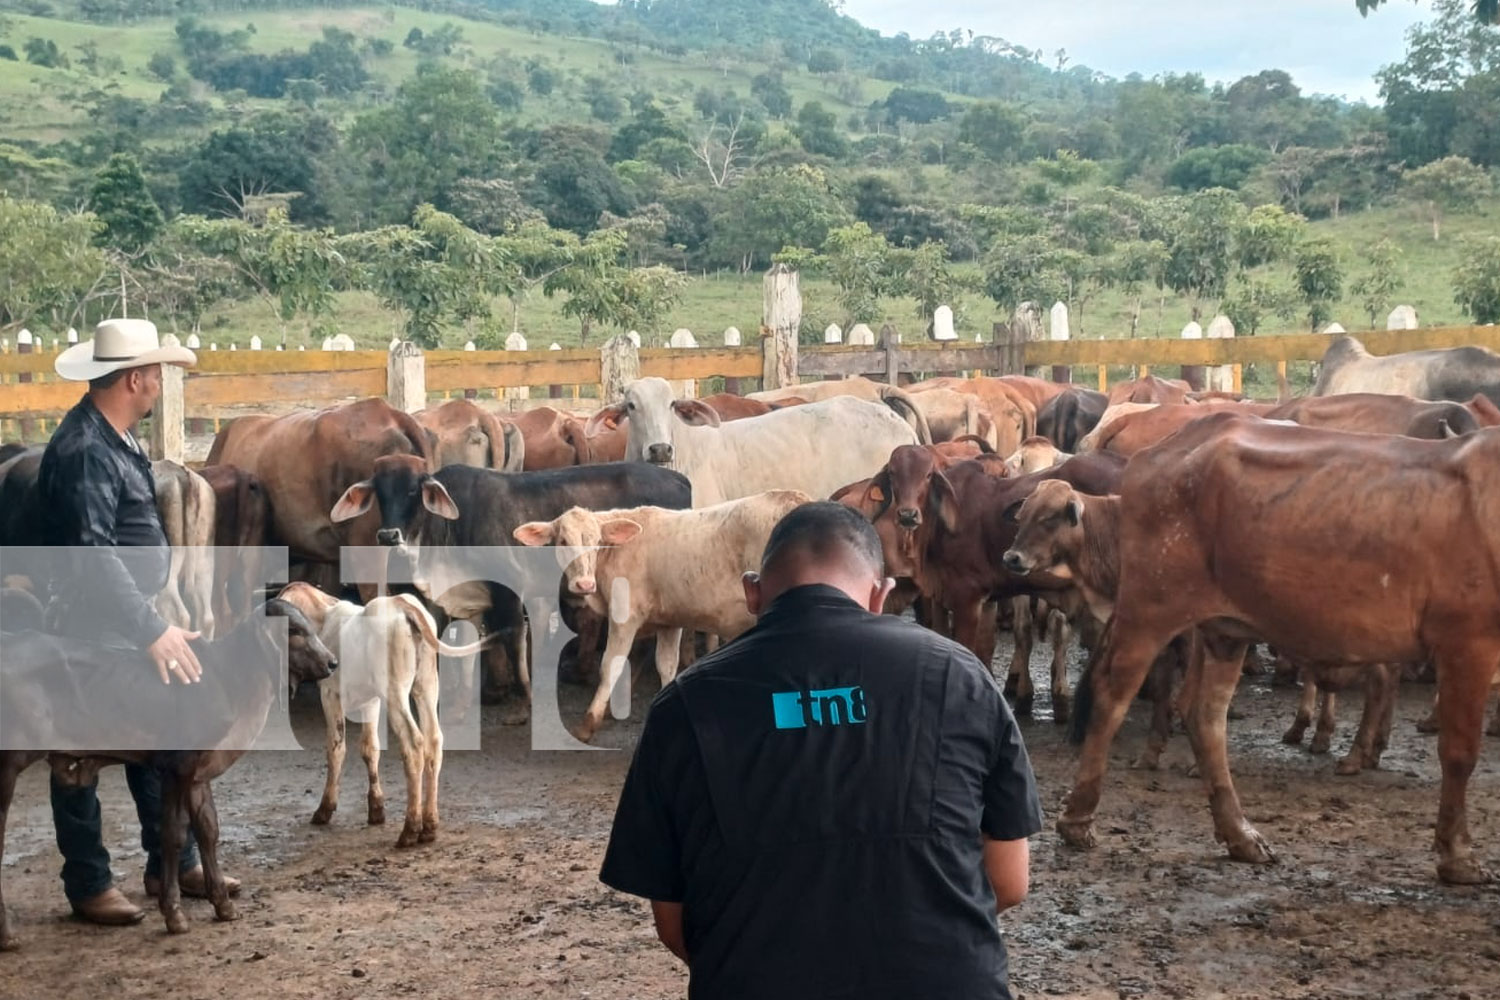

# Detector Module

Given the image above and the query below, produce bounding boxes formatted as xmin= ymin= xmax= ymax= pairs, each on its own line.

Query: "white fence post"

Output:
xmin=503 ymin=332 xmax=529 ymax=409
xmin=386 ymin=341 xmax=426 ymax=413
xmin=668 ymin=327 xmax=698 ymax=398
xmin=1206 ymin=315 xmax=1236 ymax=393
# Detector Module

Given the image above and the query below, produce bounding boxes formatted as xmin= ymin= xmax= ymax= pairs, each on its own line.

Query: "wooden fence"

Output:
xmin=4 ymin=320 xmax=1497 ymax=463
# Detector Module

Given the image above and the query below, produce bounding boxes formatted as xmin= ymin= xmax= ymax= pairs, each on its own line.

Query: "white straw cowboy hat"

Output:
xmin=54 ymin=318 xmax=197 ymax=382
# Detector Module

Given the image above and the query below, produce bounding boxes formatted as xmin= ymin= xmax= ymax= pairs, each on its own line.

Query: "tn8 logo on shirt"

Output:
xmin=771 ymin=686 xmax=869 ymax=729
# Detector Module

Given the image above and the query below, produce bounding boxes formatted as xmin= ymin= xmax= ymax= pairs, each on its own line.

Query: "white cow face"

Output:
xmin=588 ymin=377 xmax=721 ymax=469
xmin=513 ymin=508 xmax=642 ymax=596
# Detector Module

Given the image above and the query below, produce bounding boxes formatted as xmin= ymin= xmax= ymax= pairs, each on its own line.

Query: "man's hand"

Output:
xmin=148 ymin=625 xmax=203 ymax=685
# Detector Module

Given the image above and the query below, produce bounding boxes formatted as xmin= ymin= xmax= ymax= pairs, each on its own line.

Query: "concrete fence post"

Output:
xmin=386 ymin=341 xmax=426 ymax=413
xmin=150 ymin=333 xmax=186 ymax=463
xmin=761 ymin=265 xmax=800 ymax=391
xmin=600 ymin=333 xmax=640 ymax=402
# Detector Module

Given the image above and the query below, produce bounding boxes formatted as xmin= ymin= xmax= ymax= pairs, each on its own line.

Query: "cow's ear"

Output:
xmin=672 ymin=399 xmax=721 ymax=427
xmin=866 ymin=469 xmax=893 ymax=519
xmin=930 ymin=470 xmax=961 ymax=533
xmin=330 ymin=481 xmax=374 ymax=523
xmin=1001 ymin=500 xmax=1024 ymax=525
xmin=1065 ymin=497 xmax=1083 ymax=526
xmin=512 ymin=521 xmax=555 ymax=546
xmin=585 ymin=404 xmax=627 ymax=438
xmin=599 ymin=518 xmax=643 ymax=545
xmin=421 ymin=479 xmax=460 ymax=520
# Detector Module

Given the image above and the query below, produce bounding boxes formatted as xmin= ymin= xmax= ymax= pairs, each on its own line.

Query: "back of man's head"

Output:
xmin=761 ymin=502 xmax=883 ymax=578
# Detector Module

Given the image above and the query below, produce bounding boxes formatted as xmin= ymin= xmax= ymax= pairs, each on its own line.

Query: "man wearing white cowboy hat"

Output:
xmin=38 ymin=318 xmax=239 ymax=927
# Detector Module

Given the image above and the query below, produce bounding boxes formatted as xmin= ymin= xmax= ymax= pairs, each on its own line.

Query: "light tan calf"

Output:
xmin=515 ymin=490 xmax=812 ymax=742
xmin=152 ymin=460 xmax=216 ymax=638
xmin=277 ymin=583 xmax=488 ymax=847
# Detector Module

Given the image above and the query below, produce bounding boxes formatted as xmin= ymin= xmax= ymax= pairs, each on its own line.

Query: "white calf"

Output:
xmin=277 ymin=583 xmax=487 ymax=847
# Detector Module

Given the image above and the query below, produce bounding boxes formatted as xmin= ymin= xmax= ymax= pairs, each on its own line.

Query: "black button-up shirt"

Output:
xmin=601 ymin=584 xmax=1043 ymax=1000
xmin=33 ymin=393 xmax=169 ymax=646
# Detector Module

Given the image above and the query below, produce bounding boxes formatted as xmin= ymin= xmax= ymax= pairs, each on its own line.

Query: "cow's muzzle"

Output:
xmin=645 ymin=443 xmax=674 ymax=465
xmin=897 ymin=508 xmax=920 ymax=529
xmin=570 ymin=577 xmax=597 ymax=595
xmin=1001 ymin=550 xmax=1031 ymax=574
xmin=376 ymin=528 xmax=404 ymax=547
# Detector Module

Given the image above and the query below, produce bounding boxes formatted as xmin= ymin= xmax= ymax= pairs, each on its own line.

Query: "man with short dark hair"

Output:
xmin=39 ymin=318 xmax=238 ymax=926
xmin=601 ymin=501 xmax=1042 ymax=999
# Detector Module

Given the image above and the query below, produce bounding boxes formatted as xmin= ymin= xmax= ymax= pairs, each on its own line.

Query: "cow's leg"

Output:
xmin=360 ymin=712 xmax=385 ymax=826
xmin=185 ymin=780 xmax=235 ymax=923
xmin=1181 ymin=641 xmax=1271 ymax=864
xmin=1134 ymin=647 xmax=1179 ymax=771
xmin=414 ymin=653 xmax=443 ymax=844
xmin=1057 ymin=620 xmax=1175 ymax=850
xmin=1488 ymin=696 xmax=1500 ymax=739
xmin=655 ymin=627 xmax=684 ymax=687
xmin=1005 ymin=597 xmax=1035 ymax=715
xmin=0 ymin=756 xmax=21 ymax=951
xmin=1417 ymin=690 xmax=1441 ymax=735
xmin=311 ymin=680 xmax=345 ymax=826
xmin=952 ymin=596 xmax=990 ymax=668
xmin=1281 ymin=667 xmax=1316 ymax=746
xmin=1309 ymin=687 xmax=1337 ymax=755
xmin=1431 ymin=645 xmax=1498 ymax=885
xmin=1337 ymin=664 xmax=1398 ymax=776
xmin=577 ymin=620 xmax=641 ymax=743
xmin=158 ymin=773 xmax=191 ymax=934
xmin=387 ymin=666 xmax=427 ymax=849
xmin=1047 ymin=607 xmax=1071 ymax=724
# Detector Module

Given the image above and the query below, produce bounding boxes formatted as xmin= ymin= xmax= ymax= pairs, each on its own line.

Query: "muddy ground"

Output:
xmin=2 ymin=638 xmax=1498 ymax=1000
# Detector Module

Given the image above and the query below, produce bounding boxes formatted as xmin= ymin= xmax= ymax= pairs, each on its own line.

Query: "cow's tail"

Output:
xmin=1069 ymin=619 xmax=1114 ymax=745
xmin=392 ymin=594 xmax=497 ymax=657
xmin=880 ymin=388 xmax=933 ymax=445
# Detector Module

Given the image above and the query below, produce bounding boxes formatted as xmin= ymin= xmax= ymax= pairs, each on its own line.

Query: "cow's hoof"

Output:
xmin=1185 ymin=760 xmax=1201 ymax=779
xmin=310 ymin=804 xmax=334 ymax=826
xmin=418 ymin=823 xmax=438 ymax=845
xmin=1334 ymin=754 xmax=1366 ymax=777
xmin=367 ymin=803 xmax=385 ymax=826
xmin=570 ymin=724 xmax=598 ymax=745
xmin=0 ymin=930 xmax=17 ymax=952
xmin=212 ymin=900 xmax=237 ymax=923
xmin=1002 ymin=674 xmax=1020 ymax=698
xmin=1415 ymin=714 xmax=1440 ymax=735
xmin=1309 ymin=733 xmax=1332 ymax=755
xmin=1281 ymin=725 xmax=1304 ymax=746
xmin=396 ymin=822 xmax=421 ymax=848
xmin=1224 ymin=826 xmax=1276 ymax=865
xmin=1056 ymin=817 xmax=1097 ymax=850
xmin=1437 ymin=856 xmax=1492 ymax=886
xmin=480 ymin=688 xmax=506 ymax=706
xmin=499 ymin=704 xmax=530 ymax=727
xmin=1052 ymin=696 xmax=1071 ymax=725
xmin=1487 ymin=717 xmax=1500 ymax=739
xmin=1130 ymin=750 xmax=1162 ymax=771
xmin=164 ymin=908 xmax=190 ymax=935
xmin=1013 ymin=693 xmax=1035 ymax=717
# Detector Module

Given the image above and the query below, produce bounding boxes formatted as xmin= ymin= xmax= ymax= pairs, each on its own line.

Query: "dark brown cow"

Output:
xmin=205 ymin=398 xmax=432 ymax=579
xmin=1090 ymin=400 xmax=1276 ymax=457
xmin=1057 ymin=413 xmax=1500 ymax=885
xmin=198 ymin=465 xmax=272 ymax=633
xmin=1267 ymin=393 xmax=1483 ymax=440
xmin=1107 ymin=374 xmax=1191 ymax=405
xmin=1037 ymin=388 xmax=1108 ymax=452
xmin=415 ymin=398 xmax=525 ymax=471
xmin=697 ymin=393 xmax=776 ymax=421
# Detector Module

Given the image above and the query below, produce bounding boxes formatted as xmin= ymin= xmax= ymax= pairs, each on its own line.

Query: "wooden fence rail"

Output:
xmin=4 ymin=319 xmax=1497 ymax=463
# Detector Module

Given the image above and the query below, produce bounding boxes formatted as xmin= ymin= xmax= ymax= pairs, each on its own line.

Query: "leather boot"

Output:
xmin=144 ymin=867 xmax=241 ymax=900
xmin=71 ymin=887 xmax=145 ymax=926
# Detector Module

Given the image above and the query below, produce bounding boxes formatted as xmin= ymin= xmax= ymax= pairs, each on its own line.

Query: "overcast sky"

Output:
xmin=838 ymin=0 xmax=1432 ymax=102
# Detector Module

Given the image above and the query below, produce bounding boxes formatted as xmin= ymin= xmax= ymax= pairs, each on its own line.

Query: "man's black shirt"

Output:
xmin=600 ymin=584 xmax=1043 ymax=1000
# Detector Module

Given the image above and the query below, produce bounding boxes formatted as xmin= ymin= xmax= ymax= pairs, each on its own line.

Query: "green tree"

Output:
xmin=349 ymin=68 xmax=504 ymax=224
xmin=1403 ymin=155 xmax=1492 ymax=239
xmin=883 ymin=87 xmax=951 ymax=124
xmin=981 ymin=232 xmax=1072 ymax=316
xmin=958 ymin=102 xmax=1029 ymax=163
xmin=1161 ymin=188 xmax=1250 ymax=314
xmin=23 ymin=37 xmax=65 ymax=68
xmin=710 ymin=164 xmax=851 ymax=272
xmin=807 ymin=48 xmax=842 ymax=74
xmin=894 ymin=239 xmax=972 ymax=328
xmin=177 ymin=207 xmax=347 ymax=343
xmin=1292 ymin=236 xmax=1345 ymax=330
xmin=1167 ymin=145 xmax=1271 ymax=191
xmin=1236 ymin=204 xmax=1305 ymax=271
xmin=0 ymin=196 xmax=106 ymax=333
xmin=1453 ymin=234 xmax=1500 ymax=322
xmin=1350 ymin=238 xmax=1405 ymax=327
xmin=1222 ymin=278 xmax=1299 ymax=335
xmin=88 ymin=153 xmax=164 ymax=254
xmin=545 ymin=228 xmax=685 ymax=341
xmin=795 ymin=101 xmax=848 ymax=159
xmin=1107 ymin=239 xmax=1170 ymax=337
xmin=751 ymin=71 xmax=792 ymax=118
xmin=818 ymin=222 xmax=895 ymax=325
xmin=147 ymin=51 xmax=176 ymax=80
xmin=1359 ymin=0 xmax=1498 ymax=28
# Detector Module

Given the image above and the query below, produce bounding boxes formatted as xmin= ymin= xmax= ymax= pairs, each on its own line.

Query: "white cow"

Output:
xmin=747 ymin=375 xmax=933 ymax=443
xmin=277 ymin=583 xmax=489 ymax=847
xmin=588 ymin=377 xmax=918 ymax=507
xmin=514 ymin=490 xmax=811 ymax=742
xmin=1005 ymin=436 xmax=1070 ymax=475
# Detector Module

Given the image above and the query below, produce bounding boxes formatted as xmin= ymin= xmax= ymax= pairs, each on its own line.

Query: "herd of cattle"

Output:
xmin=2 ymin=332 xmax=1500 ymax=944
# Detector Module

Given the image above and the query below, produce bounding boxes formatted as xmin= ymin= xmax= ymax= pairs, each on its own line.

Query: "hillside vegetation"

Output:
xmin=0 ymin=0 xmax=1497 ymax=351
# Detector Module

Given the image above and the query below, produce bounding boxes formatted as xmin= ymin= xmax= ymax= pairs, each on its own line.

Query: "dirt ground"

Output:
xmin=2 ymin=638 xmax=1498 ymax=1000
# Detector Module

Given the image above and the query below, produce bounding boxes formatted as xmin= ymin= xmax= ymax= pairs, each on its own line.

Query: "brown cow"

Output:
xmin=907 ymin=377 xmax=1033 ymax=449
xmin=1088 ymin=400 xmax=1276 ymax=457
xmin=903 ymin=387 xmax=1004 ymax=451
xmin=1469 ymin=394 xmax=1500 ymax=427
xmin=1057 ymin=413 xmax=1500 ymax=885
xmin=502 ymin=406 xmax=587 ymax=470
xmin=696 ymin=393 xmax=775 ymax=421
xmin=205 ymin=398 xmax=432 ymax=580
xmin=1280 ymin=661 xmax=1400 ymax=775
xmin=1107 ymin=374 xmax=1191 ymax=405
xmin=198 ymin=465 xmax=271 ymax=634
xmin=1267 ymin=393 xmax=1483 ymax=440
xmin=415 ymin=398 xmax=525 ymax=471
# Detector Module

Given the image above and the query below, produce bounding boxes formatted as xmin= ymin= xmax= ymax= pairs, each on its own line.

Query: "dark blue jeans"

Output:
xmin=50 ymin=763 xmax=199 ymax=903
